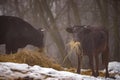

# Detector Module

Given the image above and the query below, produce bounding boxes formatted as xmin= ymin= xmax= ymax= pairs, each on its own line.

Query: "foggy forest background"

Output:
xmin=0 ymin=0 xmax=119 ymax=68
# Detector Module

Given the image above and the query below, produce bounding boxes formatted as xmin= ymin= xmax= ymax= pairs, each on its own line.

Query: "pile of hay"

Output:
xmin=0 ymin=49 xmax=63 ymax=70
xmin=67 ymin=40 xmax=83 ymax=56
xmin=68 ymin=40 xmax=81 ymax=53
xmin=66 ymin=68 xmax=116 ymax=77
xmin=63 ymin=40 xmax=83 ymax=63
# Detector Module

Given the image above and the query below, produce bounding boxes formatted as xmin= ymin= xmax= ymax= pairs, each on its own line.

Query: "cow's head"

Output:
xmin=29 ymin=28 xmax=45 ymax=51
xmin=66 ymin=25 xmax=91 ymax=41
xmin=66 ymin=25 xmax=91 ymax=33
xmin=37 ymin=28 xmax=45 ymax=47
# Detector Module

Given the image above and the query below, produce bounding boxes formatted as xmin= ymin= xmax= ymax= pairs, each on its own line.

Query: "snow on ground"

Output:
xmin=108 ymin=61 xmax=120 ymax=73
xmin=0 ymin=62 xmax=120 ymax=80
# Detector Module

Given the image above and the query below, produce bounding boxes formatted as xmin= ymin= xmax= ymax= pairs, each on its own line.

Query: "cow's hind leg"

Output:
xmin=95 ymin=54 xmax=99 ymax=77
xmin=89 ymin=55 xmax=95 ymax=76
xmin=102 ymin=47 xmax=109 ymax=77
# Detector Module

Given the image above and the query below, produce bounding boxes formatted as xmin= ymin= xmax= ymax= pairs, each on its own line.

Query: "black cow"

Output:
xmin=0 ymin=16 xmax=44 ymax=54
xmin=66 ymin=25 xmax=109 ymax=77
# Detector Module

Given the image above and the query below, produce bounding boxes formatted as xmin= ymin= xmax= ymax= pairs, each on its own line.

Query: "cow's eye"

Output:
xmin=73 ymin=27 xmax=78 ymax=31
xmin=66 ymin=28 xmax=74 ymax=33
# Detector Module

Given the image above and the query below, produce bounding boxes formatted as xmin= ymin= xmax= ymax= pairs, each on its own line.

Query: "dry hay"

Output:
xmin=0 ymin=49 xmax=63 ymax=70
xmin=67 ymin=40 xmax=83 ymax=57
xmin=63 ymin=40 xmax=83 ymax=63
xmin=81 ymin=70 xmax=120 ymax=77
xmin=66 ymin=68 xmax=120 ymax=77
xmin=68 ymin=40 xmax=81 ymax=54
xmin=81 ymin=70 xmax=106 ymax=77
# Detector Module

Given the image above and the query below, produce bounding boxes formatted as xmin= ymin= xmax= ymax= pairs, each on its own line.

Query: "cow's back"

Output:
xmin=81 ymin=26 xmax=108 ymax=55
xmin=0 ymin=16 xmax=36 ymax=33
xmin=0 ymin=16 xmax=38 ymax=42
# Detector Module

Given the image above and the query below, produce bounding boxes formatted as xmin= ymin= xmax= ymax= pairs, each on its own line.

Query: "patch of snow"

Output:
xmin=0 ymin=61 xmax=120 ymax=80
xmin=108 ymin=61 xmax=120 ymax=73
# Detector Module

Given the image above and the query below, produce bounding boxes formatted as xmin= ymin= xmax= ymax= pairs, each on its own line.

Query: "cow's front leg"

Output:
xmin=77 ymin=54 xmax=81 ymax=73
xmin=6 ymin=43 xmax=18 ymax=54
xmin=95 ymin=54 xmax=99 ymax=77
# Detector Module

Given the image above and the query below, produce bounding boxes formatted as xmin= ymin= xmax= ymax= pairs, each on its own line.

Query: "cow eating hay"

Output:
xmin=66 ymin=25 xmax=109 ymax=77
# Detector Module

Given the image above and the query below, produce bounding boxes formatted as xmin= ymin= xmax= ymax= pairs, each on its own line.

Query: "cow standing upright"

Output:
xmin=0 ymin=16 xmax=44 ymax=54
xmin=66 ymin=25 xmax=109 ymax=77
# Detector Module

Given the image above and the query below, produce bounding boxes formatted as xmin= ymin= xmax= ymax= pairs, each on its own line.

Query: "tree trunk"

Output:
xmin=68 ymin=0 xmax=81 ymax=25
xmin=112 ymin=0 xmax=120 ymax=61
xmin=32 ymin=0 xmax=72 ymax=67
xmin=95 ymin=0 xmax=109 ymax=28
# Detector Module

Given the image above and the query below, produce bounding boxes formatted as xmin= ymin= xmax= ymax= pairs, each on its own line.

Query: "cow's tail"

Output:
xmin=102 ymin=47 xmax=109 ymax=65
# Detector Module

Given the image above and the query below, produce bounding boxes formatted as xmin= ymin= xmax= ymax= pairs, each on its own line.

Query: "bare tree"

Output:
xmin=95 ymin=0 xmax=109 ymax=27
xmin=112 ymin=0 xmax=120 ymax=61
xmin=31 ymin=0 xmax=72 ymax=67
xmin=68 ymin=0 xmax=81 ymax=25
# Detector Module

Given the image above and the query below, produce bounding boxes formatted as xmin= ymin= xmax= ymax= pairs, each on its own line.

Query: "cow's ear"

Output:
xmin=66 ymin=28 xmax=73 ymax=33
xmin=38 ymin=28 xmax=45 ymax=32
